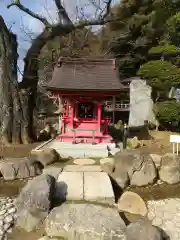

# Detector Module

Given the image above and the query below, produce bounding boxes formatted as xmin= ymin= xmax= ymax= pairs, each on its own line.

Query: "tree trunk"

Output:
xmin=0 ymin=17 xmax=30 ymax=144
xmin=19 ymin=26 xmax=75 ymax=141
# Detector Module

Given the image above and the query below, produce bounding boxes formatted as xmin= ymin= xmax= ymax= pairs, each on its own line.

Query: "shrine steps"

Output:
xmin=57 ymin=133 xmax=113 ymax=144
xmin=33 ymin=140 xmax=121 ymax=158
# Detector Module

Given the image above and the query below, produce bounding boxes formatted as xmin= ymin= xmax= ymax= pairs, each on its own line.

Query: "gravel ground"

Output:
xmin=0 ymin=197 xmax=16 ymax=240
xmin=147 ymin=198 xmax=180 ymax=240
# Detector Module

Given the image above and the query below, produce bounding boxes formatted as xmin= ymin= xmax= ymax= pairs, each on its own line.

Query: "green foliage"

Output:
xmin=149 ymin=44 xmax=180 ymax=54
xmin=137 ymin=60 xmax=180 ymax=91
xmin=167 ymin=12 xmax=180 ymax=45
xmin=155 ymin=100 xmax=180 ymax=123
xmin=99 ymin=0 xmax=177 ymax=79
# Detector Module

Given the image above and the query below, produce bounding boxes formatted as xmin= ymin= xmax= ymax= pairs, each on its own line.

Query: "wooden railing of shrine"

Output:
xmin=104 ymin=101 xmax=130 ymax=111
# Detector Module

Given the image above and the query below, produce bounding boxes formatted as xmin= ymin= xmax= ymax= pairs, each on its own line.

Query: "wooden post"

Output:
xmin=97 ymin=102 xmax=101 ymax=132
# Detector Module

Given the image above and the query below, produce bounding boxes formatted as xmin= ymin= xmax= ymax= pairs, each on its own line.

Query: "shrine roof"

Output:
xmin=45 ymin=57 xmax=125 ymax=91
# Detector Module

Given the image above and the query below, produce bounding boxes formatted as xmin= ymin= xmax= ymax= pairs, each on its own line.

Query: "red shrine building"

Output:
xmin=45 ymin=58 xmax=129 ymax=144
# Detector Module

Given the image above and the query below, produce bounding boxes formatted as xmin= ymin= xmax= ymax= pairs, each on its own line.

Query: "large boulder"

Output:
xmin=114 ymin=149 xmax=143 ymax=179
xmin=110 ymin=168 xmax=129 ymax=189
xmin=117 ymin=191 xmax=147 ymax=217
xmin=159 ymin=153 xmax=180 ymax=184
xmin=100 ymin=157 xmax=115 ymax=175
xmin=112 ymin=149 xmax=143 ymax=189
xmin=130 ymin=154 xmax=157 ymax=186
xmin=150 ymin=154 xmax=162 ymax=169
xmin=114 ymin=150 xmax=157 ymax=187
xmin=125 ymin=219 xmax=163 ymax=240
xmin=101 ymin=162 xmax=114 ymax=175
xmin=31 ymin=148 xmax=60 ymax=167
xmin=15 ymin=174 xmax=55 ymax=232
xmin=0 ymin=157 xmax=41 ymax=180
xmin=45 ymin=204 xmax=126 ymax=239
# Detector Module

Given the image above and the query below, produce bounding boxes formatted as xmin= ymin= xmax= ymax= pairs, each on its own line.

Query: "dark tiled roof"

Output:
xmin=46 ymin=57 xmax=124 ymax=91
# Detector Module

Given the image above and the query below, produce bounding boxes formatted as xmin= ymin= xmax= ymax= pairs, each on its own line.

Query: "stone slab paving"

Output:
xmin=63 ymin=165 xmax=102 ymax=172
xmin=56 ymin=171 xmax=115 ymax=204
xmin=84 ymin=172 xmax=115 ymax=204
xmin=73 ymin=158 xmax=95 ymax=165
xmin=56 ymin=172 xmax=84 ymax=201
xmin=33 ymin=140 xmax=113 ymax=158
xmin=147 ymin=198 xmax=180 ymax=240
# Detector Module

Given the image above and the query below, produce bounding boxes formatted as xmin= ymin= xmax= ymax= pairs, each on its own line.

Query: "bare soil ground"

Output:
xmin=0 ymin=131 xmax=179 ymax=239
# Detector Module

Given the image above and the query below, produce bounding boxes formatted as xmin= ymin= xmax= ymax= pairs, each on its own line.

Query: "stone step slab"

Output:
xmin=56 ymin=172 xmax=83 ymax=201
xmin=32 ymin=140 xmax=117 ymax=158
xmin=63 ymin=165 xmax=102 ymax=172
xmin=55 ymin=149 xmax=109 ymax=158
xmin=84 ymin=172 xmax=115 ymax=204
xmin=56 ymin=171 xmax=115 ymax=204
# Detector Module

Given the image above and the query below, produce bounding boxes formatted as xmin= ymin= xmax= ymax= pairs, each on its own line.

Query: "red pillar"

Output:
xmin=70 ymin=100 xmax=74 ymax=128
xmin=97 ymin=103 xmax=101 ymax=133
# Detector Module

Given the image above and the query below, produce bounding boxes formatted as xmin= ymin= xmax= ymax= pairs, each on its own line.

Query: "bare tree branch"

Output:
xmin=7 ymin=0 xmax=50 ymax=26
xmin=43 ymin=0 xmax=56 ymax=24
xmin=54 ymin=0 xmax=72 ymax=24
xmin=101 ymin=0 xmax=113 ymax=19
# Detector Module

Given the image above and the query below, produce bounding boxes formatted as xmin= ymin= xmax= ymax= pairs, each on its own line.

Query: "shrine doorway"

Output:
xmin=78 ymin=102 xmax=96 ymax=119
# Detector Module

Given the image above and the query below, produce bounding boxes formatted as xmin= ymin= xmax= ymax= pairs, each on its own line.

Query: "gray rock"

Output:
xmin=3 ymin=223 xmax=11 ymax=231
xmin=125 ymin=219 xmax=163 ymax=240
xmin=15 ymin=174 xmax=55 ymax=232
xmin=7 ymin=207 xmax=16 ymax=215
xmin=31 ymin=148 xmax=60 ymax=167
xmin=0 ymin=157 xmax=41 ymax=180
xmin=45 ymin=204 xmax=126 ymax=239
xmin=150 ymin=154 xmax=162 ymax=169
xmin=117 ymin=191 xmax=147 ymax=217
xmin=114 ymin=149 xmax=143 ymax=179
xmin=0 ymin=162 xmax=16 ymax=180
xmin=4 ymin=215 xmax=13 ymax=224
xmin=16 ymin=209 xmax=44 ymax=232
xmin=110 ymin=168 xmax=129 ymax=189
xmin=15 ymin=160 xmax=31 ymax=179
xmin=131 ymin=154 xmax=157 ymax=186
xmin=101 ymin=162 xmax=114 ymax=175
xmin=159 ymin=153 xmax=180 ymax=184
xmin=43 ymin=167 xmax=62 ymax=180
xmin=100 ymin=158 xmax=115 ymax=166
xmin=0 ymin=210 xmax=6 ymax=216
xmin=0 ymin=227 xmax=4 ymax=236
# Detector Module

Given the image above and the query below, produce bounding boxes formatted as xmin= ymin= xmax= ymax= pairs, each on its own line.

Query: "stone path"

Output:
xmin=33 ymin=140 xmax=120 ymax=158
xmin=0 ymin=197 xmax=16 ymax=240
xmin=56 ymin=171 xmax=115 ymax=204
xmin=63 ymin=164 xmax=101 ymax=172
xmin=147 ymin=198 xmax=180 ymax=240
xmin=73 ymin=158 xmax=95 ymax=165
